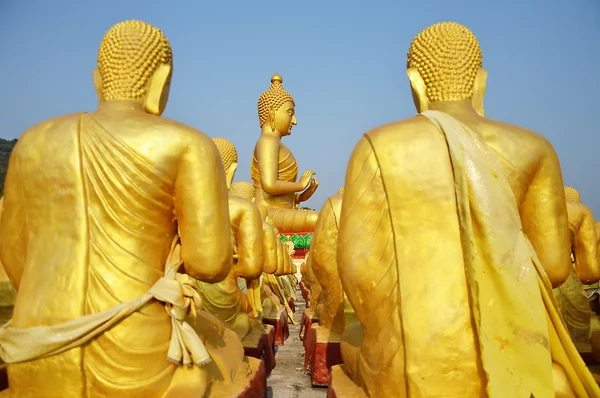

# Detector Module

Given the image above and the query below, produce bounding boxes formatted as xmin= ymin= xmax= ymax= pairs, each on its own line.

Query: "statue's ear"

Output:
xmin=472 ymin=68 xmax=487 ymax=117
xmin=269 ymin=107 xmax=276 ymax=132
xmin=225 ymin=162 xmax=238 ymax=190
xmin=144 ymin=63 xmax=172 ymax=116
xmin=407 ymin=67 xmax=429 ymax=113
xmin=93 ymin=68 xmax=104 ymax=106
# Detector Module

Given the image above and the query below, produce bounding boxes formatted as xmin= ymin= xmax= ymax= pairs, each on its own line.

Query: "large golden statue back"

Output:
xmin=0 ymin=20 xmax=242 ymax=397
xmin=336 ymin=21 xmax=598 ymax=397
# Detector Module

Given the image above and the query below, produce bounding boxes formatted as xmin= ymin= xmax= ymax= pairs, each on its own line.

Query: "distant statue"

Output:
xmin=251 ymin=73 xmax=319 ymax=233
xmin=310 ymin=188 xmax=357 ymax=334
xmin=0 ymin=20 xmax=253 ymax=397
xmin=554 ymin=186 xmax=600 ymax=343
xmin=194 ymin=138 xmax=265 ymax=339
xmin=335 ymin=21 xmax=599 ymax=397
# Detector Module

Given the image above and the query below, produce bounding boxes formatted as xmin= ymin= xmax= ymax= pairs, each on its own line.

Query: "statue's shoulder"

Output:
xmin=152 ymin=116 xmax=216 ymax=150
xmin=484 ymin=116 xmax=558 ymax=159
xmin=365 ymin=115 xmax=437 ymax=145
xmin=15 ymin=112 xmax=85 ymax=152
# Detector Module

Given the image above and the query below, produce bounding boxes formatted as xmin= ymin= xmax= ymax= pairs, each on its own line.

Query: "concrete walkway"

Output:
xmin=267 ymin=290 xmax=327 ymax=398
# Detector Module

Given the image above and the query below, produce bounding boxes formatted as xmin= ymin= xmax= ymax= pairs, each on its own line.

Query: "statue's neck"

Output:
xmin=427 ymin=100 xmax=479 ymax=117
xmin=260 ymin=125 xmax=282 ymax=139
xmin=97 ymin=100 xmax=146 ymax=113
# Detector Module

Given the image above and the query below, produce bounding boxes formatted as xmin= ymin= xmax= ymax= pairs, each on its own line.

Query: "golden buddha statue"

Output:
xmin=0 ymin=197 xmax=16 ymax=308
xmin=230 ymin=181 xmax=256 ymax=202
xmin=334 ymin=21 xmax=599 ymax=397
xmin=554 ymin=187 xmax=600 ymax=343
xmin=250 ymin=73 xmax=319 ymax=233
xmin=195 ymin=137 xmax=265 ymax=337
xmin=311 ymin=188 xmax=357 ymax=334
xmin=0 ymin=20 xmax=258 ymax=397
xmin=304 ymin=253 xmax=323 ymax=312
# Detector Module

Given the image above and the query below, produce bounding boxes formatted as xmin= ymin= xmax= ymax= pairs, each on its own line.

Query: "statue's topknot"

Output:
xmin=407 ymin=22 xmax=482 ymax=102
xmin=257 ymin=73 xmax=295 ymax=128
xmin=97 ymin=20 xmax=173 ymax=101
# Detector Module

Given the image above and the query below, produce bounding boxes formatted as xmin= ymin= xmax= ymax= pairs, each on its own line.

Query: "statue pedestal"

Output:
xmin=262 ymin=309 xmax=289 ymax=346
xmin=212 ymin=356 xmax=267 ymax=398
xmin=299 ymin=308 xmax=318 ymax=340
xmin=0 ymin=359 xmax=268 ymax=398
xmin=304 ymin=325 xmax=343 ymax=386
xmin=242 ymin=328 xmax=276 ymax=375
xmin=299 ymin=281 xmax=310 ymax=305
xmin=326 ymin=365 xmax=367 ymax=398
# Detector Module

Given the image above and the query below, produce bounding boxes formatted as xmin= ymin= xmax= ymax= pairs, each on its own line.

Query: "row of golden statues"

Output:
xmin=0 ymin=17 xmax=596 ymax=398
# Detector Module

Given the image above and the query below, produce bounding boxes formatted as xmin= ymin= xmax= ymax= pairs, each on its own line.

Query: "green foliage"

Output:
xmin=290 ymin=233 xmax=313 ymax=249
xmin=0 ymin=139 xmax=17 ymax=196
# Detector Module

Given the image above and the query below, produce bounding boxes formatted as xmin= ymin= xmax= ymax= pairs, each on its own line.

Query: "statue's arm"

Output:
xmin=0 ymin=143 xmax=27 ymax=290
xmin=262 ymin=222 xmax=278 ymax=274
xmin=573 ymin=205 xmax=600 ymax=284
xmin=338 ymin=136 xmax=394 ymax=311
xmin=257 ymin=136 xmax=304 ymax=195
xmin=520 ymin=142 xmax=571 ymax=287
xmin=229 ymin=195 xmax=264 ymax=280
xmin=175 ymin=131 xmax=232 ymax=283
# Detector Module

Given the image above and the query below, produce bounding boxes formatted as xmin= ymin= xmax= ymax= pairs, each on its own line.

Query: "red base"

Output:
xmin=300 ymin=309 xmax=318 ymax=340
xmin=304 ymin=325 xmax=343 ymax=386
xmin=262 ymin=309 xmax=289 ymax=346
xmin=288 ymin=298 xmax=296 ymax=313
xmin=243 ymin=329 xmax=276 ymax=375
xmin=299 ymin=282 xmax=310 ymax=306
xmin=239 ymin=359 xmax=268 ymax=398
xmin=291 ymin=248 xmax=309 ymax=259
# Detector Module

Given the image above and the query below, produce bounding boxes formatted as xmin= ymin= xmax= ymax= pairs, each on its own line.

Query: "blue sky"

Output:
xmin=0 ymin=0 xmax=598 ymax=215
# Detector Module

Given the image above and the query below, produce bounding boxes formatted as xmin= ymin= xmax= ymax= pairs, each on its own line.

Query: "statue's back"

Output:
xmin=5 ymin=110 xmax=192 ymax=397
xmin=339 ymin=112 xmax=568 ymax=397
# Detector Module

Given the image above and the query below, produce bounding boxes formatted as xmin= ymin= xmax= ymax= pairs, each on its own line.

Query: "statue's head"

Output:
xmin=212 ymin=137 xmax=238 ymax=189
xmin=338 ymin=186 xmax=345 ymax=195
xmin=564 ymin=186 xmax=581 ymax=203
xmin=230 ymin=181 xmax=255 ymax=202
xmin=406 ymin=22 xmax=486 ymax=116
xmin=257 ymin=73 xmax=297 ymax=136
xmin=94 ymin=20 xmax=173 ymax=116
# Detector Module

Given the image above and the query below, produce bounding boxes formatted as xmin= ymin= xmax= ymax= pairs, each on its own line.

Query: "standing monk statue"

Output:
xmin=0 ymin=20 xmax=253 ymax=397
xmin=251 ymin=73 xmax=319 ymax=233
xmin=334 ymin=21 xmax=600 ymax=397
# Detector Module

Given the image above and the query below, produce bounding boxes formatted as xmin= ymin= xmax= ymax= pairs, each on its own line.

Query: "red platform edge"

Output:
xmin=262 ymin=309 xmax=289 ymax=346
xmin=239 ymin=359 xmax=267 ymax=398
xmin=243 ymin=331 xmax=276 ymax=375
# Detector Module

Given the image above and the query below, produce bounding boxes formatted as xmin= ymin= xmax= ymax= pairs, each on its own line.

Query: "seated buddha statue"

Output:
xmin=554 ymin=186 xmax=600 ymax=343
xmin=311 ymin=187 xmax=358 ymax=334
xmin=250 ymin=73 xmax=319 ymax=234
xmin=335 ymin=21 xmax=599 ymax=397
xmin=229 ymin=179 xmax=287 ymax=318
xmin=0 ymin=20 xmax=254 ymax=397
xmin=194 ymin=137 xmax=266 ymax=338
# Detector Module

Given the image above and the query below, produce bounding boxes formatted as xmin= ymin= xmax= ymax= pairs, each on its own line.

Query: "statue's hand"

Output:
xmin=305 ymin=178 xmax=318 ymax=198
xmin=299 ymin=170 xmax=316 ymax=190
